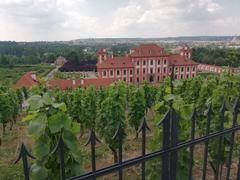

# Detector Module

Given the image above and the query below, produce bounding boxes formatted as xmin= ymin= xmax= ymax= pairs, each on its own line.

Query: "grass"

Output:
xmin=0 ymin=64 xmax=54 ymax=87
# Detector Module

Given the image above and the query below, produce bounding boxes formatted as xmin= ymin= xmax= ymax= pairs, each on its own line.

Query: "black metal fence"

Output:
xmin=15 ymin=99 xmax=240 ymax=180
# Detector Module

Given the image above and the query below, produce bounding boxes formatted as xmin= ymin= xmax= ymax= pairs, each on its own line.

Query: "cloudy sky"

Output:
xmin=0 ymin=0 xmax=239 ymax=41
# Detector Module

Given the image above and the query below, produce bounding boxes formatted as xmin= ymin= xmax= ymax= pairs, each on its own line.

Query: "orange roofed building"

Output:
xmin=15 ymin=72 xmax=38 ymax=89
xmin=47 ymin=44 xmax=198 ymax=90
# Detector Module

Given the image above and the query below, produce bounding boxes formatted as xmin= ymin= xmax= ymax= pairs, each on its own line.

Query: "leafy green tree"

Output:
xmin=24 ymin=93 xmax=82 ymax=179
xmin=66 ymin=51 xmax=79 ymax=65
xmin=128 ymin=87 xmax=145 ymax=138
xmin=22 ymin=87 xmax=28 ymax=99
xmin=143 ymin=81 xmax=156 ymax=114
xmin=16 ymin=88 xmax=23 ymax=110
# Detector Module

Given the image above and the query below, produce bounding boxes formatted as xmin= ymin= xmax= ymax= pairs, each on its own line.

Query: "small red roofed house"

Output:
xmin=15 ymin=72 xmax=38 ymax=89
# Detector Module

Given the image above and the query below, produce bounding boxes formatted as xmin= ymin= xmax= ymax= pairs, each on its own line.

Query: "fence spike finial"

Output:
xmin=158 ymin=109 xmax=170 ymax=126
xmin=190 ymin=107 xmax=197 ymax=121
xmin=14 ymin=143 xmax=35 ymax=180
xmin=219 ymin=100 xmax=226 ymax=114
xmin=138 ymin=117 xmax=150 ymax=133
xmin=112 ymin=122 xmax=123 ymax=140
xmin=206 ymin=103 xmax=213 ymax=116
xmin=85 ymin=130 xmax=100 ymax=146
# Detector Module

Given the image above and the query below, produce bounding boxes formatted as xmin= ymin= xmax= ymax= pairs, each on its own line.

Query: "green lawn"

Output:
xmin=0 ymin=64 xmax=54 ymax=87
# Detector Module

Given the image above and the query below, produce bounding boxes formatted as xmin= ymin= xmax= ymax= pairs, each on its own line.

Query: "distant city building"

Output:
xmin=15 ymin=72 xmax=38 ymax=89
xmin=198 ymin=64 xmax=240 ymax=74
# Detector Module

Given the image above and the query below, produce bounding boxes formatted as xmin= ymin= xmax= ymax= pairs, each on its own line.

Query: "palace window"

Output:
xmin=143 ymin=60 xmax=146 ymax=65
xmin=150 ymin=60 xmax=153 ymax=65
xmin=158 ymin=60 xmax=161 ymax=65
xmin=137 ymin=69 xmax=139 ymax=74
xmin=150 ymin=68 xmax=153 ymax=74
xmin=158 ymin=68 xmax=160 ymax=73
xmin=187 ymin=67 xmax=190 ymax=72
xmin=175 ymin=75 xmax=178 ymax=79
xmin=187 ymin=74 xmax=189 ymax=78
xmin=123 ymin=77 xmax=126 ymax=82
xmin=143 ymin=68 xmax=146 ymax=74
xmin=130 ymin=69 xmax=133 ymax=75
xmin=181 ymin=74 xmax=183 ymax=79
xmin=110 ymin=70 xmax=113 ymax=76
xmin=103 ymin=70 xmax=107 ymax=77
xmin=163 ymin=67 xmax=166 ymax=73
xmin=117 ymin=70 xmax=120 ymax=76
xmin=130 ymin=77 xmax=133 ymax=82
xmin=181 ymin=67 xmax=184 ymax=72
xmin=164 ymin=59 xmax=167 ymax=65
xmin=137 ymin=61 xmax=140 ymax=65
xmin=137 ymin=77 xmax=139 ymax=82
xmin=143 ymin=77 xmax=145 ymax=81
xmin=157 ymin=76 xmax=160 ymax=81
xmin=192 ymin=67 xmax=195 ymax=72
xmin=124 ymin=70 xmax=127 ymax=75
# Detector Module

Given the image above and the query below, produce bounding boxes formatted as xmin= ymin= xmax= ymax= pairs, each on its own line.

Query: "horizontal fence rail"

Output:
xmin=15 ymin=99 xmax=240 ymax=180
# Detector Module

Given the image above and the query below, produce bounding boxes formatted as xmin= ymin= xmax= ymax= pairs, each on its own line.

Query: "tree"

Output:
xmin=128 ymin=87 xmax=145 ymax=138
xmin=143 ymin=82 xmax=156 ymax=114
xmin=66 ymin=51 xmax=79 ymax=65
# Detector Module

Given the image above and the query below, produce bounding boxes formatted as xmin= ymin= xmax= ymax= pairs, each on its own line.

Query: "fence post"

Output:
xmin=202 ymin=103 xmax=213 ymax=180
xmin=188 ymin=107 xmax=197 ymax=180
xmin=226 ymin=99 xmax=239 ymax=180
xmin=14 ymin=143 xmax=35 ymax=180
xmin=113 ymin=122 xmax=124 ymax=180
xmin=159 ymin=109 xmax=171 ymax=180
xmin=138 ymin=117 xmax=150 ymax=180
xmin=85 ymin=129 xmax=100 ymax=180
xmin=170 ymin=108 xmax=179 ymax=180
xmin=215 ymin=101 xmax=226 ymax=180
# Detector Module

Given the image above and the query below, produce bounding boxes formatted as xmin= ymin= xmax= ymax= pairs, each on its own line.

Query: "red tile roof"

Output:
xmin=47 ymin=78 xmax=116 ymax=90
xmin=97 ymin=56 xmax=134 ymax=69
xmin=169 ymin=55 xmax=198 ymax=66
xmin=15 ymin=72 xmax=38 ymax=89
xmin=97 ymin=48 xmax=107 ymax=55
xmin=129 ymin=44 xmax=166 ymax=57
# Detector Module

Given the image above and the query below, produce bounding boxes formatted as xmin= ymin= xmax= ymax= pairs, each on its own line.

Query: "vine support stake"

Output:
xmin=14 ymin=143 xmax=35 ymax=180
xmin=53 ymin=135 xmax=66 ymax=180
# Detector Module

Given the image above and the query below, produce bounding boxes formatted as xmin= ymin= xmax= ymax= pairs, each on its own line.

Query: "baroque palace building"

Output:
xmin=16 ymin=44 xmax=198 ymax=90
xmin=97 ymin=44 xmax=197 ymax=84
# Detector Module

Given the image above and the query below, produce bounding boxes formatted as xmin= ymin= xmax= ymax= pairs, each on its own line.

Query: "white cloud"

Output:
xmin=0 ymin=0 xmax=239 ymax=41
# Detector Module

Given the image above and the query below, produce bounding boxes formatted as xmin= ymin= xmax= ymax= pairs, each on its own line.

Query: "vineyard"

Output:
xmin=1 ymin=72 xmax=240 ymax=179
